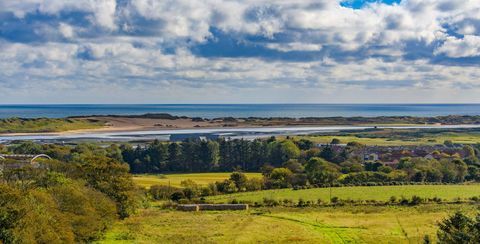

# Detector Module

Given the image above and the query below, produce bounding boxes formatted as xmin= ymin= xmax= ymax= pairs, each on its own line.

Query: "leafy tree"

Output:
xmin=266 ymin=168 xmax=293 ymax=189
xmin=283 ymin=159 xmax=304 ymax=173
xmin=229 ymin=172 xmax=248 ymax=191
xmin=11 ymin=141 xmax=43 ymax=154
xmin=75 ymin=155 xmax=138 ymax=218
xmin=437 ymin=212 xmax=480 ymax=243
xmin=444 ymin=140 xmax=454 ymax=148
xmin=296 ymin=139 xmax=313 ymax=150
xmin=330 ymin=138 xmax=341 ymax=145
xmin=305 ymin=157 xmax=340 ymax=184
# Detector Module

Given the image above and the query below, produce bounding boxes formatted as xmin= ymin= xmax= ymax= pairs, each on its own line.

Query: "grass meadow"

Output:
xmin=207 ymin=184 xmax=480 ymax=203
xmin=295 ymin=133 xmax=480 ymax=146
xmin=132 ymin=173 xmax=262 ymax=188
xmin=0 ymin=118 xmax=104 ymax=133
xmin=101 ymin=204 xmax=479 ymax=243
xmin=102 ymin=174 xmax=480 ymax=243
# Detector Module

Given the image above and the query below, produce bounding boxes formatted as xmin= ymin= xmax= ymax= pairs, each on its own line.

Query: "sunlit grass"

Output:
xmin=0 ymin=118 xmax=103 ymax=133
xmin=100 ymin=204 xmax=478 ymax=243
xmin=295 ymin=134 xmax=480 ymax=146
xmin=207 ymin=184 xmax=480 ymax=203
xmin=133 ymin=172 xmax=263 ymax=188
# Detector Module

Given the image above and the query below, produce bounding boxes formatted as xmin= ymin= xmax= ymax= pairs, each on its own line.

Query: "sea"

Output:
xmin=1 ymin=104 xmax=480 ymax=119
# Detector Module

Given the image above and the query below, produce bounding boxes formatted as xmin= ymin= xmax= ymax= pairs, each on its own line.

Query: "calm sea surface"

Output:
xmin=1 ymin=104 xmax=480 ymax=119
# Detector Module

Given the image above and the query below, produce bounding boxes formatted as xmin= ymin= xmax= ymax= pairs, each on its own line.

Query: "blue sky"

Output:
xmin=0 ymin=0 xmax=479 ymax=103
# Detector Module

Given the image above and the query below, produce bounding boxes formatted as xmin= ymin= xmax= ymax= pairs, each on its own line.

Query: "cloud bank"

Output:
xmin=0 ymin=0 xmax=479 ymax=103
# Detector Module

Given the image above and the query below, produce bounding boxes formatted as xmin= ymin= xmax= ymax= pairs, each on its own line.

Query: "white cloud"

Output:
xmin=59 ymin=23 xmax=75 ymax=38
xmin=435 ymin=35 xmax=480 ymax=58
xmin=1 ymin=0 xmax=480 ymax=103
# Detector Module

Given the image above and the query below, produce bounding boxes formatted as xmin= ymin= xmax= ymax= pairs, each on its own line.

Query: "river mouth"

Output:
xmin=2 ymin=124 xmax=480 ymax=143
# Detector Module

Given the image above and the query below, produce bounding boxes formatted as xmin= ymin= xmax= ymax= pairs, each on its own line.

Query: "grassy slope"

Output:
xmin=133 ymin=173 xmax=263 ymax=188
xmin=207 ymin=184 xmax=480 ymax=203
xmin=0 ymin=118 xmax=104 ymax=133
xmin=101 ymin=204 xmax=477 ymax=243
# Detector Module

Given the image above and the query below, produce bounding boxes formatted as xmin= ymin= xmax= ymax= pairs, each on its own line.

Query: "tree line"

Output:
xmin=120 ymin=137 xmax=303 ymax=173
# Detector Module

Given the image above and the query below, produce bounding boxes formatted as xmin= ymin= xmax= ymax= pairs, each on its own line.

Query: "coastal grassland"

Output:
xmin=0 ymin=117 xmax=104 ymax=133
xmin=294 ymin=129 xmax=480 ymax=146
xmin=100 ymin=204 xmax=478 ymax=243
xmin=133 ymin=173 xmax=263 ymax=188
xmin=206 ymin=184 xmax=480 ymax=203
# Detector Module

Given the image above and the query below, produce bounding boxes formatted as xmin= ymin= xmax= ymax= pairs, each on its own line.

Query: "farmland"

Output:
xmin=289 ymin=127 xmax=480 ymax=146
xmin=294 ymin=132 xmax=480 ymax=146
xmin=101 ymin=204 xmax=478 ymax=243
xmin=113 ymin=177 xmax=480 ymax=243
xmin=132 ymin=173 xmax=262 ymax=188
xmin=207 ymin=184 xmax=480 ymax=203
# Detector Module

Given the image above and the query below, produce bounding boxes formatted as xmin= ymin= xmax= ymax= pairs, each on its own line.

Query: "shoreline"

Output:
xmin=2 ymin=113 xmax=480 ymax=138
xmin=3 ymin=123 xmax=480 ymax=140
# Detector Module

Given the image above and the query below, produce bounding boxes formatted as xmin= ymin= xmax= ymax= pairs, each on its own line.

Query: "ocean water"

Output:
xmin=1 ymin=104 xmax=480 ymax=119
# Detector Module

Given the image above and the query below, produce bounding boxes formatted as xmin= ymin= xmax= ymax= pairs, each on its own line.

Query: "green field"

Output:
xmin=0 ymin=117 xmax=104 ymax=133
xmin=207 ymin=184 xmax=480 ymax=203
xmin=101 ymin=204 xmax=478 ymax=243
xmin=133 ymin=173 xmax=263 ymax=188
xmin=295 ymin=134 xmax=480 ymax=146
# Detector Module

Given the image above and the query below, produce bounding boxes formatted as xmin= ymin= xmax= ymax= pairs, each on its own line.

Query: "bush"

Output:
xmin=149 ymin=185 xmax=180 ymax=200
xmin=331 ymin=196 xmax=339 ymax=204
xmin=409 ymin=195 xmax=423 ymax=205
xmin=245 ymin=178 xmax=264 ymax=191
xmin=389 ymin=196 xmax=397 ymax=203
xmin=297 ymin=198 xmax=306 ymax=207
xmin=263 ymin=198 xmax=279 ymax=207
xmin=170 ymin=191 xmax=185 ymax=202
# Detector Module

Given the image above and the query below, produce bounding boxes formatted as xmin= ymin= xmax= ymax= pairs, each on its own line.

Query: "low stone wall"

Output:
xmin=177 ymin=204 xmax=248 ymax=211
xmin=177 ymin=204 xmax=200 ymax=211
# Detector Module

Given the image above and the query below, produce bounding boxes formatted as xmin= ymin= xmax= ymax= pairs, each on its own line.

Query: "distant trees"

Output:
xmin=121 ymin=138 xmax=302 ymax=173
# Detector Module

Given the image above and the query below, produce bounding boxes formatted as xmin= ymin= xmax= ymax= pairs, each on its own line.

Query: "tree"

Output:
xmin=296 ymin=139 xmax=313 ymax=150
xmin=268 ymin=140 xmax=300 ymax=166
xmin=75 ymin=155 xmax=138 ymax=218
xmin=167 ymin=142 xmax=182 ymax=171
xmin=229 ymin=172 xmax=248 ymax=191
xmin=11 ymin=141 xmax=43 ymax=154
xmin=444 ymin=140 xmax=454 ymax=148
xmin=283 ymin=159 xmax=304 ymax=173
xmin=437 ymin=212 xmax=480 ymax=243
xmin=305 ymin=157 xmax=340 ymax=184
xmin=330 ymin=138 xmax=341 ymax=145
xmin=266 ymin=168 xmax=293 ymax=189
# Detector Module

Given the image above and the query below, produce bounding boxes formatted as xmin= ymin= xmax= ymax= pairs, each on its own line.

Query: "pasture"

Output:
xmin=101 ymin=204 xmax=478 ymax=243
xmin=132 ymin=173 xmax=262 ymax=188
xmin=295 ymin=132 xmax=480 ymax=146
xmin=206 ymin=184 xmax=480 ymax=203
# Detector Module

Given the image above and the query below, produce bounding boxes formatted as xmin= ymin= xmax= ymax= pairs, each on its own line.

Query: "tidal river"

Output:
xmin=2 ymin=124 xmax=480 ymax=143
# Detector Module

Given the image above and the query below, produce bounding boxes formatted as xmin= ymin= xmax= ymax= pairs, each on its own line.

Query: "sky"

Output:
xmin=0 ymin=0 xmax=479 ymax=104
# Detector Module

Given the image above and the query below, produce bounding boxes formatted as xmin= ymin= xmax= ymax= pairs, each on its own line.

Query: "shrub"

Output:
xmin=245 ymin=178 xmax=264 ymax=191
xmin=263 ymin=198 xmax=279 ymax=207
xmin=297 ymin=198 xmax=306 ymax=207
xmin=149 ymin=185 xmax=180 ymax=200
xmin=389 ymin=196 xmax=397 ymax=203
xmin=331 ymin=196 xmax=339 ymax=204
xmin=170 ymin=191 xmax=185 ymax=202
xmin=409 ymin=195 xmax=423 ymax=205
